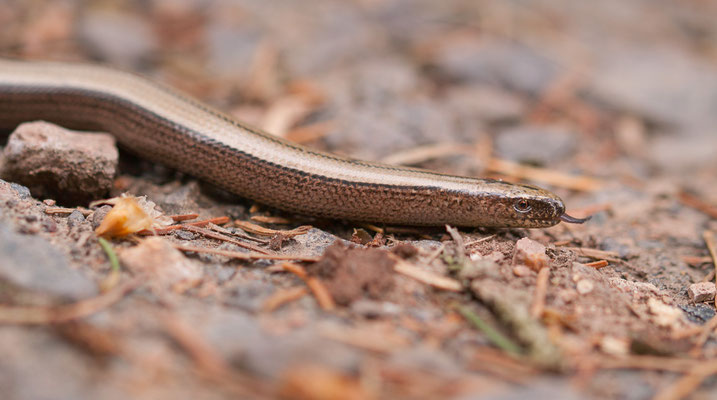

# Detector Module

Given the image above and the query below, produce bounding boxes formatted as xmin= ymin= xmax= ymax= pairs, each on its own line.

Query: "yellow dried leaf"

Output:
xmin=95 ymin=197 xmax=154 ymax=237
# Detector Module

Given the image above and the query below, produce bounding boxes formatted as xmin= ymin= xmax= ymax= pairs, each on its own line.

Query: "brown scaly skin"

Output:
xmin=0 ymin=59 xmax=588 ymax=228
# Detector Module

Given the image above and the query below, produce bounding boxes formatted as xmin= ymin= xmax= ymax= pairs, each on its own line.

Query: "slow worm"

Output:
xmin=0 ymin=59 xmax=588 ymax=228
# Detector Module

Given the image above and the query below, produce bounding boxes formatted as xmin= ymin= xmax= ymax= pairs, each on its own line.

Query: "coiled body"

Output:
xmin=0 ymin=59 xmax=574 ymax=227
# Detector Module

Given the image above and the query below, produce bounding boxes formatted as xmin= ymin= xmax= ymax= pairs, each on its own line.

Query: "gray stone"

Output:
xmin=0 ymin=122 xmax=118 ymax=205
xmin=0 ymin=222 xmax=96 ymax=299
xmin=495 ymin=125 xmax=578 ymax=165
xmin=67 ymin=210 xmax=86 ymax=228
xmin=9 ymin=183 xmax=31 ymax=199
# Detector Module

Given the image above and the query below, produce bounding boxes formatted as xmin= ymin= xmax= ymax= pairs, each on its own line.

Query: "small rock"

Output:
xmin=600 ymin=336 xmax=629 ymax=356
xmin=119 ymin=237 xmax=202 ymax=293
xmin=0 ymin=222 xmax=96 ymax=299
xmin=41 ymin=218 xmax=57 ymax=233
xmin=0 ymin=122 xmax=118 ymax=205
xmin=680 ymin=304 xmax=716 ymax=324
xmin=67 ymin=210 xmax=85 ymax=228
xmin=173 ymin=229 xmax=197 ymax=241
xmin=9 ymin=183 xmax=31 ymax=199
xmin=88 ymin=205 xmax=113 ymax=230
xmin=687 ymin=282 xmax=716 ymax=303
xmin=512 ymin=265 xmax=533 ymax=277
xmin=496 ymin=125 xmax=578 ymax=164
xmin=512 ymin=237 xmax=550 ymax=272
xmin=576 ymin=279 xmax=594 ymax=295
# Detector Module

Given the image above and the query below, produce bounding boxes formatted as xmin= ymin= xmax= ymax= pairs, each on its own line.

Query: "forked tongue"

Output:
xmin=560 ymin=213 xmax=591 ymax=224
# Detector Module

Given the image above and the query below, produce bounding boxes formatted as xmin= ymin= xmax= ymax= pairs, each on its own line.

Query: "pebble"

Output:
xmin=495 ymin=125 xmax=578 ymax=164
xmin=576 ymin=279 xmax=594 ymax=295
xmin=67 ymin=210 xmax=86 ymax=228
xmin=512 ymin=265 xmax=533 ymax=277
xmin=88 ymin=205 xmax=113 ymax=231
xmin=687 ymin=282 xmax=716 ymax=303
xmin=9 ymin=183 xmax=31 ymax=199
xmin=0 ymin=122 xmax=118 ymax=205
xmin=0 ymin=222 xmax=96 ymax=300
xmin=512 ymin=237 xmax=550 ymax=272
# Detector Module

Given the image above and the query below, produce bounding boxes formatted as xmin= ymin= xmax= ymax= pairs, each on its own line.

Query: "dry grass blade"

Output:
xmin=139 ymin=216 xmax=231 ymax=235
xmin=561 ymin=247 xmax=620 ymax=261
xmin=281 ymin=262 xmax=335 ymax=310
xmin=262 ymin=286 xmax=308 ymax=312
xmin=393 ymin=260 xmax=462 ymax=292
xmin=0 ymin=277 xmax=141 ymax=324
xmin=45 ymin=207 xmax=92 ymax=216
xmin=234 ymin=220 xmax=312 ymax=238
xmin=182 ymin=225 xmax=271 ymax=254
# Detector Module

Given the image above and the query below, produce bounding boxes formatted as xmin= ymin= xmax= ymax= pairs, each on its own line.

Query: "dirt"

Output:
xmin=1 ymin=1 xmax=717 ymax=399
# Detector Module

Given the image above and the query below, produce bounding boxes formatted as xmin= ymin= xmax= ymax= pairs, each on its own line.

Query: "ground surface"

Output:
xmin=1 ymin=1 xmax=717 ymax=399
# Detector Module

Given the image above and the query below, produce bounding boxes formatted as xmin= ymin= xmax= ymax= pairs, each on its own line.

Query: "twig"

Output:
xmin=583 ymin=260 xmax=609 ymax=269
xmin=393 ymin=260 xmax=462 ymax=292
xmin=531 ymin=267 xmax=550 ymax=318
xmin=169 ymin=213 xmax=199 ymax=222
xmin=0 ymin=277 xmax=141 ymax=324
xmin=456 ymin=306 xmax=522 ymax=356
xmin=262 ymin=286 xmax=308 ymax=312
xmin=173 ymin=244 xmax=319 ymax=262
xmin=281 ymin=262 xmax=335 ymax=310
xmin=45 ymin=207 xmax=92 ymax=216
xmin=561 ymin=246 xmax=621 ymax=262
xmin=183 ymin=225 xmax=271 ymax=254
xmin=679 ymin=191 xmax=717 ymax=219
xmin=703 ymin=231 xmax=717 ymax=294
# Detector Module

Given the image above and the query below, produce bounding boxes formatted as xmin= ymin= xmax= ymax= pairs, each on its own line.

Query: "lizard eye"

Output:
xmin=513 ymin=199 xmax=532 ymax=213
